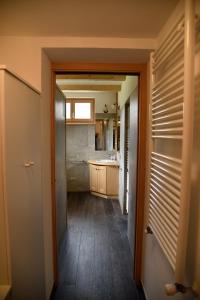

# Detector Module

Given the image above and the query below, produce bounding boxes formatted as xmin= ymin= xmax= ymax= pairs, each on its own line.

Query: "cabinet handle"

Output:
xmin=24 ymin=162 xmax=31 ymax=167
xmin=24 ymin=161 xmax=35 ymax=167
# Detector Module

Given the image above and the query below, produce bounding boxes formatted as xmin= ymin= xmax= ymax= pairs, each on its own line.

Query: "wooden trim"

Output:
xmin=51 ymin=62 xmax=147 ymax=284
xmin=52 ymin=62 xmax=146 ymax=73
xmin=56 ymin=74 xmax=126 ymax=81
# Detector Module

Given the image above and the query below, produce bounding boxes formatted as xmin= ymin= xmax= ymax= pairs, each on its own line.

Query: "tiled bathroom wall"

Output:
xmin=66 ymin=125 xmax=115 ymax=191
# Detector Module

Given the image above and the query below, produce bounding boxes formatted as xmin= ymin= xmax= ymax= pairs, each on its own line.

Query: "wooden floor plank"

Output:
xmin=51 ymin=192 xmax=144 ymax=300
xmin=75 ymin=231 xmax=95 ymax=300
xmin=59 ymin=229 xmax=82 ymax=286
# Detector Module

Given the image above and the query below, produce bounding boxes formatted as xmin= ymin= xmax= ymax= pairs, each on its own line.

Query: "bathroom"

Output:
xmin=56 ymin=73 xmax=138 ymax=203
xmin=52 ymin=73 xmax=140 ymax=299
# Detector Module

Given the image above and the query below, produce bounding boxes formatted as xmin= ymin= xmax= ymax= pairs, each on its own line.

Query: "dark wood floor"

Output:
xmin=51 ymin=192 xmax=145 ymax=300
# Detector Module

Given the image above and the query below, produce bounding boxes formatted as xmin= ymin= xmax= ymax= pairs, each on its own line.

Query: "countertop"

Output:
xmin=88 ymin=160 xmax=119 ymax=167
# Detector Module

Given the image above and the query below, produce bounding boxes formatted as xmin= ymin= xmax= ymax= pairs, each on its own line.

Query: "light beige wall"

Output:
xmin=0 ymin=37 xmax=41 ymax=90
xmin=0 ymin=36 xmax=155 ymax=91
xmin=41 ymin=52 xmax=54 ymax=300
xmin=118 ymin=76 xmax=138 ymax=107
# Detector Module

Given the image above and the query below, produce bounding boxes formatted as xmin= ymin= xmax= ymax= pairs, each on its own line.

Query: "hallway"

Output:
xmin=51 ymin=193 xmax=145 ymax=300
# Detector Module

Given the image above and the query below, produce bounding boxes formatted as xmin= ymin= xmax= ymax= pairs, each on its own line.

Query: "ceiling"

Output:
xmin=56 ymin=74 xmax=128 ymax=93
xmin=0 ymin=0 xmax=179 ymax=37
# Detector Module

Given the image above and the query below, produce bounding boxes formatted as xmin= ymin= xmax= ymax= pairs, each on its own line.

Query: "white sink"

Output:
xmin=96 ymin=159 xmax=117 ymax=163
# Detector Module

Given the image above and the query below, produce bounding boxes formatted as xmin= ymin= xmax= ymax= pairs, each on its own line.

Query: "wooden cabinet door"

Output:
xmin=106 ymin=166 xmax=119 ymax=196
xmin=90 ymin=165 xmax=98 ymax=192
xmin=97 ymin=166 xmax=107 ymax=194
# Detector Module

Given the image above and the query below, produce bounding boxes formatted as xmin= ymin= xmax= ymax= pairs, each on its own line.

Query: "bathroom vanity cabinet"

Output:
xmin=88 ymin=160 xmax=119 ymax=199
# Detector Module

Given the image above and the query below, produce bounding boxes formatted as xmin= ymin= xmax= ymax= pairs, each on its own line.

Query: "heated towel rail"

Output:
xmin=147 ymin=0 xmax=196 ymax=294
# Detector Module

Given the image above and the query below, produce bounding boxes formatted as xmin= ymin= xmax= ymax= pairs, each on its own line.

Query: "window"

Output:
xmin=66 ymin=98 xmax=95 ymax=124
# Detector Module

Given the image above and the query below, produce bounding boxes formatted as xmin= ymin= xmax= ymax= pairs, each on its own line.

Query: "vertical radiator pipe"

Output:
xmin=175 ymin=0 xmax=195 ymax=283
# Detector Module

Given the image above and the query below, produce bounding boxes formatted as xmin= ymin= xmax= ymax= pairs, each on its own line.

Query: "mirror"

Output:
xmin=95 ymin=113 xmax=120 ymax=151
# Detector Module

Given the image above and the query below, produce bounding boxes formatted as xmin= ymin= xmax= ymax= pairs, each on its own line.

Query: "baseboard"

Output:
xmin=91 ymin=191 xmax=118 ymax=199
xmin=49 ymin=282 xmax=57 ymax=300
xmin=136 ymin=281 xmax=147 ymax=300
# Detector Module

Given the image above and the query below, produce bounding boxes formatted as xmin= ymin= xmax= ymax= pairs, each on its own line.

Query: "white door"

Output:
xmin=55 ymin=87 xmax=67 ymax=251
xmin=4 ymin=72 xmax=45 ymax=300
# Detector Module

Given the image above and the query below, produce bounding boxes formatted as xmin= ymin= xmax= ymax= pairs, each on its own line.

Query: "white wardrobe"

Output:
xmin=0 ymin=66 xmax=45 ymax=300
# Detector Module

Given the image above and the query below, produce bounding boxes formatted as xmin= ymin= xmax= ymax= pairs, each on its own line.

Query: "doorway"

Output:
xmin=51 ymin=63 xmax=147 ymax=288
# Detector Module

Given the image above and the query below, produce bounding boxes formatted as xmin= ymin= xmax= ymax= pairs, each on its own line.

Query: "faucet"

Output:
xmin=109 ymin=154 xmax=116 ymax=161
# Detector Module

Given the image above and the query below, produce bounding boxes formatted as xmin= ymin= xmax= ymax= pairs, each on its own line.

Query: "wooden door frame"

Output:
xmin=50 ymin=62 xmax=147 ymax=284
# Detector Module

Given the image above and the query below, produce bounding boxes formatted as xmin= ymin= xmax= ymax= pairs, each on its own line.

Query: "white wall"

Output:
xmin=119 ymin=107 xmax=125 ymax=212
xmin=118 ymin=76 xmax=138 ymax=107
xmin=127 ymin=87 xmax=139 ymax=259
xmin=41 ymin=52 xmax=54 ymax=300
xmin=3 ymin=70 xmax=45 ymax=300
xmin=64 ymin=91 xmax=116 ymax=113
xmin=55 ymin=87 xmax=67 ymax=249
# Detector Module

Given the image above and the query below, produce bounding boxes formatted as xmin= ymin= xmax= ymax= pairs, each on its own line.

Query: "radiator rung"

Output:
xmin=149 ymin=219 xmax=176 ymax=270
xmin=152 ymin=86 xmax=184 ymax=103
xmin=151 ymin=157 xmax=181 ymax=174
xmin=152 ymin=127 xmax=183 ymax=133
xmin=154 ymin=15 xmax=184 ymax=60
xmin=152 ymin=103 xmax=183 ymax=117
xmin=151 ymin=152 xmax=182 ymax=165
xmin=151 ymin=161 xmax=181 ymax=181
xmin=152 ymin=94 xmax=183 ymax=109
xmin=149 ymin=214 xmax=177 ymax=257
xmin=152 ymin=119 xmax=183 ymax=128
xmin=149 ymin=192 xmax=179 ymax=230
xmin=149 ymin=200 xmax=178 ymax=243
xmin=152 ymin=75 xmax=184 ymax=98
xmin=151 ymin=167 xmax=181 ymax=190
xmin=150 ymin=179 xmax=180 ymax=206
xmin=150 ymin=186 xmax=180 ymax=217
xmin=152 ymin=111 xmax=183 ymax=123
xmin=152 ymin=97 xmax=183 ymax=113
xmin=154 ymin=33 xmax=184 ymax=71
xmin=152 ymin=135 xmax=183 ymax=140
xmin=151 ymin=173 xmax=180 ymax=198
xmin=152 ymin=64 xmax=184 ymax=92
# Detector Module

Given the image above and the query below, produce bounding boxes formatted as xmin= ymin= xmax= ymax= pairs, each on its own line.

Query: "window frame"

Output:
xmin=66 ymin=98 xmax=95 ymax=124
